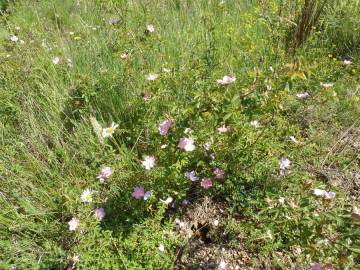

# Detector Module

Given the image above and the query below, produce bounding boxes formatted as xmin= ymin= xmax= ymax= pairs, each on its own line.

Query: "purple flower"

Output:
xmin=200 ymin=177 xmax=213 ymax=189
xmin=158 ymin=119 xmax=172 ymax=136
xmin=324 ymin=191 xmax=336 ymax=200
xmin=132 ymin=186 xmax=145 ymax=199
xmin=94 ymin=208 xmax=105 ymax=221
xmin=184 ymin=171 xmax=197 ymax=181
xmin=96 ymin=167 xmax=113 ymax=183
xmin=310 ymin=263 xmax=321 ymax=270
xmin=312 ymin=189 xmax=336 ymax=200
xmin=178 ymin=138 xmax=195 ymax=152
xmin=213 ymin=168 xmax=225 ymax=179
xmin=182 ymin=199 xmax=190 ymax=205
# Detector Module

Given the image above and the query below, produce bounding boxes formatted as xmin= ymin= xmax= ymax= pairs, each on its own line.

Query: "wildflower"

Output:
xmin=213 ymin=168 xmax=225 ymax=179
xmin=94 ymin=208 xmax=105 ymax=221
xmin=81 ymin=188 xmax=93 ymax=203
xmin=163 ymin=67 xmax=171 ymax=73
xmin=204 ymin=141 xmax=212 ymax=151
xmin=209 ymin=153 xmax=216 ymax=160
xmin=312 ymin=189 xmax=336 ymax=200
xmin=67 ymin=58 xmax=73 ymax=68
xmin=217 ymin=75 xmax=236 ymax=85
xmin=146 ymin=73 xmax=158 ymax=81
xmin=96 ymin=167 xmax=113 ymax=183
xmin=289 ymin=135 xmax=299 ymax=144
xmin=217 ymin=125 xmax=229 ymax=133
xmin=158 ymin=243 xmax=165 ymax=252
xmin=52 ymin=57 xmax=60 ymax=65
xmin=352 ymin=206 xmax=360 ymax=220
xmin=102 ymin=122 xmax=119 ymax=138
xmin=296 ymin=92 xmax=310 ymax=99
xmin=279 ymin=157 xmax=291 ymax=170
xmin=15 ymin=26 xmax=20 ymax=31
xmin=200 ymin=177 xmax=212 ymax=189
xmin=178 ymin=138 xmax=196 ymax=152
xmin=68 ymin=255 xmax=79 ymax=270
xmin=313 ymin=188 xmax=326 ymax=196
xmin=132 ymin=186 xmax=145 ymax=199
xmin=10 ymin=35 xmax=18 ymax=42
xmin=343 ymin=59 xmax=352 ymax=65
xmin=182 ymin=199 xmax=190 ymax=205
xmin=68 ymin=217 xmax=80 ymax=231
xmin=120 ymin=53 xmax=128 ymax=60
xmin=160 ymin=196 xmax=173 ymax=205
xmin=219 ymin=260 xmax=227 ymax=269
xmin=266 ymin=229 xmax=273 ymax=239
xmin=158 ymin=119 xmax=172 ymax=135
xmin=213 ymin=220 xmax=219 ymax=226
xmin=279 ymin=157 xmax=291 ymax=176
xmin=278 ymin=197 xmax=285 ymax=204
xmin=310 ymin=263 xmax=321 ymax=270
xmin=175 ymin=218 xmax=186 ymax=228
xmin=146 ymin=24 xmax=155 ymax=33
xmin=143 ymin=191 xmax=152 ymax=200
xmin=161 ymin=144 xmax=168 ymax=149
xmin=184 ymin=128 xmax=193 ymax=134
xmin=320 ymin=82 xmax=334 ymax=88
xmin=142 ymin=155 xmax=155 ymax=170
xmin=310 ymin=263 xmax=333 ymax=270
xmin=324 ymin=191 xmax=336 ymax=200
xmin=108 ymin=18 xmax=120 ymax=25
xmin=184 ymin=171 xmax=197 ymax=181
xmin=250 ymin=120 xmax=260 ymax=128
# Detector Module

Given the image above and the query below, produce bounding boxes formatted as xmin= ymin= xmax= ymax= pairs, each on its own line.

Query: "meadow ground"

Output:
xmin=0 ymin=0 xmax=359 ymax=269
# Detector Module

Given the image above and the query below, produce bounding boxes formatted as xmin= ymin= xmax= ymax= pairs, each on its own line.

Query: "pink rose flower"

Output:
xmin=213 ymin=168 xmax=225 ymax=179
xmin=132 ymin=186 xmax=145 ymax=199
xmin=142 ymin=156 xmax=155 ymax=170
xmin=94 ymin=208 xmax=105 ymax=221
xmin=178 ymin=138 xmax=195 ymax=152
xmin=96 ymin=167 xmax=113 ymax=183
xmin=158 ymin=119 xmax=172 ymax=136
xmin=217 ymin=75 xmax=236 ymax=85
xmin=68 ymin=217 xmax=80 ymax=231
xmin=200 ymin=177 xmax=213 ymax=189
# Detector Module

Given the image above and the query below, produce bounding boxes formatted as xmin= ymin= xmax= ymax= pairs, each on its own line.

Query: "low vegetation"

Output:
xmin=0 ymin=0 xmax=359 ymax=269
